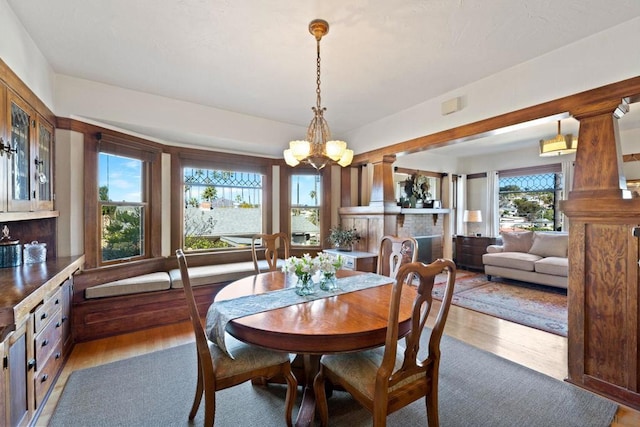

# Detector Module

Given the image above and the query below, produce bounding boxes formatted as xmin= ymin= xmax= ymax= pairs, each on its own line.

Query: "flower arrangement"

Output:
xmin=282 ymin=252 xmax=345 ymax=294
xmin=327 ymin=224 xmax=360 ymax=250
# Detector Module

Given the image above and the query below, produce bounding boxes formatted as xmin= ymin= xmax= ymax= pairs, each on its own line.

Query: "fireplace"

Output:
xmin=414 ymin=235 xmax=443 ymax=264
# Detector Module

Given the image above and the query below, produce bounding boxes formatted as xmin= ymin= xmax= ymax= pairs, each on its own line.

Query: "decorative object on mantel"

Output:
xmin=403 ymin=173 xmax=434 ymax=207
xmin=283 ymin=19 xmax=353 ymax=170
xmin=327 ymin=224 xmax=360 ymax=251
xmin=539 ymin=120 xmax=578 ymax=156
xmin=0 ymin=225 xmax=22 ymax=268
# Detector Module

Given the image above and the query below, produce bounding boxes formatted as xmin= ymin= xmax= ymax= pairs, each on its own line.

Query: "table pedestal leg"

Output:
xmin=295 ymin=354 xmax=321 ymax=427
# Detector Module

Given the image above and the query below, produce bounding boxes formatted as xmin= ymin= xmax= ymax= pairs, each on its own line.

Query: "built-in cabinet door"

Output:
xmin=0 ymin=84 xmax=7 ymax=213
xmin=7 ymin=91 xmax=35 ymax=212
xmin=0 ymin=337 xmax=7 ymax=426
xmin=34 ymin=117 xmax=54 ymax=211
xmin=7 ymin=324 xmax=28 ymax=427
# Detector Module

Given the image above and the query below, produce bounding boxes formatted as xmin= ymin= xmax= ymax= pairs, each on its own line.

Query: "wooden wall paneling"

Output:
xmin=340 ymin=166 xmax=352 ymax=208
xmin=561 ymin=94 xmax=640 ymax=410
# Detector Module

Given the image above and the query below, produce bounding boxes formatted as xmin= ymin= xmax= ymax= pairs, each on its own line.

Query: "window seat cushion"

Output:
xmin=169 ymin=259 xmax=283 ymax=289
xmin=85 ymin=272 xmax=172 ymax=299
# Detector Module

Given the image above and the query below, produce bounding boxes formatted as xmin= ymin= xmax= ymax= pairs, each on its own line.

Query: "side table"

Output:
xmin=454 ymin=235 xmax=498 ymax=271
xmin=323 ymin=249 xmax=378 ymax=273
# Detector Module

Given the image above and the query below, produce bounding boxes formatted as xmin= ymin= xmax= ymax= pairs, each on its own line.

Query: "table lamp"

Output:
xmin=463 ymin=209 xmax=483 ymax=236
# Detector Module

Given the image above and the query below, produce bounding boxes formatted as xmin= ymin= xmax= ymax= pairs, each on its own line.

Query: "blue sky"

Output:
xmin=99 ymin=153 xmax=142 ymax=202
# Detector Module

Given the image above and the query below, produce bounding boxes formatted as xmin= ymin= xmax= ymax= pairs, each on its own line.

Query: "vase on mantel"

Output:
xmin=335 ymin=243 xmax=352 ymax=252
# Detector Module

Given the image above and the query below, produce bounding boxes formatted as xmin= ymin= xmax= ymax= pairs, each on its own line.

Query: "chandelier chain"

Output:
xmin=315 ymin=38 xmax=322 ymax=112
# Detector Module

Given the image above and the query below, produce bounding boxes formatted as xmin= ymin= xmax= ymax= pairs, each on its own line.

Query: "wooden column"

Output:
xmin=369 ymin=154 xmax=397 ymax=208
xmin=561 ymin=98 xmax=640 ymax=409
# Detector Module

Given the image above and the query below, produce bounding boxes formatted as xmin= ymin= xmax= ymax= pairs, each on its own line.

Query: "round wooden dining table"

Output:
xmin=214 ymin=269 xmax=417 ymax=427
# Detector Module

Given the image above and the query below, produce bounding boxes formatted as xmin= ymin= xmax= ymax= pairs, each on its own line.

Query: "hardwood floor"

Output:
xmin=37 ymin=304 xmax=639 ymax=426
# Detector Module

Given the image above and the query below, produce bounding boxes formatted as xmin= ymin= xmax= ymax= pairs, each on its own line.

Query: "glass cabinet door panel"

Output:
xmin=8 ymin=96 xmax=33 ymax=211
xmin=36 ymin=121 xmax=53 ymax=209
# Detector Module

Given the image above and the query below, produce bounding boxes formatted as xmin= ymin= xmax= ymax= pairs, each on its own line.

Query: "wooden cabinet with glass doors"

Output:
xmin=1 ymin=88 xmax=54 ymax=214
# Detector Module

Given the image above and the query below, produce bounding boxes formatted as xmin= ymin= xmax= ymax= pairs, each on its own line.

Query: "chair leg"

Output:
xmin=426 ymin=388 xmax=439 ymax=426
xmin=283 ymin=365 xmax=298 ymax=427
xmin=313 ymin=369 xmax=329 ymax=427
xmin=203 ymin=387 xmax=216 ymax=427
xmin=189 ymin=356 xmax=205 ymax=420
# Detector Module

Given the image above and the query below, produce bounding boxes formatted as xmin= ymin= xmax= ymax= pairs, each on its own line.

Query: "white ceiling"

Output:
xmin=7 ymin=0 xmax=640 ymax=158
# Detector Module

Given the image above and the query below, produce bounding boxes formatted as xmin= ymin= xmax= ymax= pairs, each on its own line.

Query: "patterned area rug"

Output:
xmin=432 ymin=271 xmax=567 ymax=336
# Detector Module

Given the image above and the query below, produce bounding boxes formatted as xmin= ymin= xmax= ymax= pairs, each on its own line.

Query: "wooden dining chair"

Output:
xmin=313 ymin=258 xmax=457 ymax=427
xmin=175 ymin=249 xmax=297 ymax=426
xmin=377 ymin=235 xmax=418 ymax=283
xmin=251 ymin=232 xmax=291 ymax=273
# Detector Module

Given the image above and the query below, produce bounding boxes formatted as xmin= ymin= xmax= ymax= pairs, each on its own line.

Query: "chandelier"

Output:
xmin=283 ymin=19 xmax=353 ymax=170
xmin=539 ymin=120 xmax=578 ymax=157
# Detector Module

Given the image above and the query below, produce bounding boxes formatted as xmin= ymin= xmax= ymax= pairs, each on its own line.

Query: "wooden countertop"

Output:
xmin=0 ymin=255 xmax=85 ymax=331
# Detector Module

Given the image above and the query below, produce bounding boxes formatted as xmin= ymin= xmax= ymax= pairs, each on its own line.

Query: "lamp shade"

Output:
xmin=463 ymin=210 xmax=482 ymax=223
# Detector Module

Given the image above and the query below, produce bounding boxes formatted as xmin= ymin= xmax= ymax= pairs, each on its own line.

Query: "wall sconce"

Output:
xmin=463 ymin=209 xmax=483 ymax=236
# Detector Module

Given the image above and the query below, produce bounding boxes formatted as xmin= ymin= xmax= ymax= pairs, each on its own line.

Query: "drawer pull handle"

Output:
xmin=61 ymin=316 xmax=68 ymax=323
xmin=41 ymin=312 xmax=48 ymax=320
xmin=55 ymin=352 xmax=61 ymax=360
xmin=55 ymin=298 xmax=60 ymax=305
xmin=27 ymin=359 xmax=36 ymax=370
xmin=41 ymin=374 xmax=48 ymax=383
xmin=41 ymin=339 xmax=49 ymax=347
xmin=56 ymin=321 xmax=61 ymax=328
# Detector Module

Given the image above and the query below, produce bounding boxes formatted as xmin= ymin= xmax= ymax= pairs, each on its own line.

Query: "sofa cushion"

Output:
xmin=528 ymin=232 xmax=568 ymax=258
xmin=85 ymin=272 xmax=171 ymax=299
xmin=482 ymin=252 xmax=542 ymax=272
xmin=534 ymin=257 xmax=568 ymax=277
xmin=500 ymin=231 xmax=534 ymax=253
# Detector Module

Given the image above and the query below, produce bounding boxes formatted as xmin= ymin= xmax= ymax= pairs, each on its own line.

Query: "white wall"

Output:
xmin=0 ymin=0 xmax=55 ymax=109
xmin=54 ymin=129 xmax=84 ymax=257
xmin=345 ymin=17 xmax=640 ymax=155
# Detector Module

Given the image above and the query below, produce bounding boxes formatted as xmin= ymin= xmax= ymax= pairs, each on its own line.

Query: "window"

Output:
xmin=183 ymin=168 xmax=263 ymax=250
xmin=98 ymin=152 xmax=146 ymax=262
xmin=290 ymin=173 xmax=321 ymax=246
xmin=498 ymin=167 xmax=563 ymax=232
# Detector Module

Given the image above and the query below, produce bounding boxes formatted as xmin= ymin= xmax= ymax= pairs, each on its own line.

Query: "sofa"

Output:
xmin=481 ymin=231 xmax=568 ymax=289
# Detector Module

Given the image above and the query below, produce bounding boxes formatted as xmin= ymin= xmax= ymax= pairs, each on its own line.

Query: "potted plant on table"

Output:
xmin=327 ymin=224 xmax=360 ymax=252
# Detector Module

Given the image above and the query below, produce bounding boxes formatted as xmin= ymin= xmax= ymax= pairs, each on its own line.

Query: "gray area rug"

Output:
xmin=49 ymin=335 xmax=616 ymax=427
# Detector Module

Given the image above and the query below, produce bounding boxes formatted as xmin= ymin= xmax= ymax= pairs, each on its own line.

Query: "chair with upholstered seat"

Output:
xmin=251 ymin=232 xmax=291 ymax=273
xmin=175 ymin=249 xmax=297 ymax=426
xmin=313 ymin=258 xmax=457 ymax=426
xmin=377 ymin=235 xmax=418 ymax=283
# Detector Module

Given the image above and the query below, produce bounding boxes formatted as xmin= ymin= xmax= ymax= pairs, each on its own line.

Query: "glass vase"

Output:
xmin=319 ymin=273 xmax=338 ymax=292
xmin=295 ymin=274 xmax=315 ymax=296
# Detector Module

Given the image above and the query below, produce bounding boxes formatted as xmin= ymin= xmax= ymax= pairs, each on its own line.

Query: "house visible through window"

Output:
xmin=183 ymin=168 xmax=263 ymax=250
xmin=98 ymin=152 xmax=146 ymax=263
xmin=498 ymin=167 xmax=563 ymax=232
xmin=290 ymin=174 xmax=321 ymax=246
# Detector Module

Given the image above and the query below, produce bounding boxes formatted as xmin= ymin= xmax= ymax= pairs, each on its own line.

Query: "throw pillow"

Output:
xmin=500 ymin=231 xmax=534 ymax=252
xmin=528 ymin=232 xmax=568 ymax=258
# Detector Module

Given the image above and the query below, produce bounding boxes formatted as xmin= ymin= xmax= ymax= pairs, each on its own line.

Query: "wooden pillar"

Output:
xmin=561 ymin=98 xmax=640 ymax=409
xmin=369 ymin=154 xmax=397 ymax=208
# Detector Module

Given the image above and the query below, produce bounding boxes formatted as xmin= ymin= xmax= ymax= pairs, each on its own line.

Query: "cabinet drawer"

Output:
xmin=34 ymin=309 xmax=62 ymax=364
xmin=34 ymin=340 xmax=63 ymax=408
xmin=342 ymin=257 xmax=355 ymax=270
xmin=34 ymin=287 xmax=63 ymax=333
